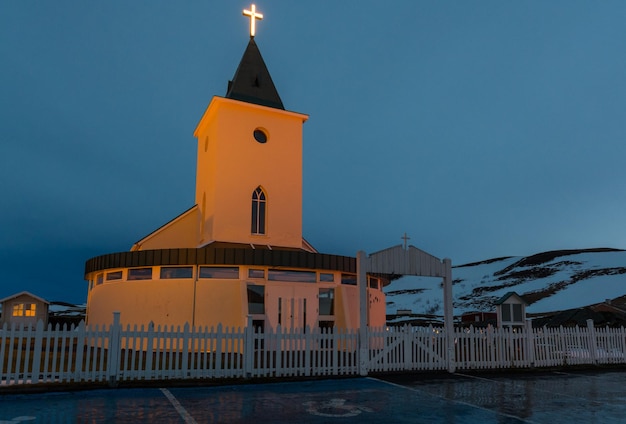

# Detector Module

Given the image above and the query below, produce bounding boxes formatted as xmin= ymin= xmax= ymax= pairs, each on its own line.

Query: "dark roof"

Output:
xmin=133 ymin=205 xmax=197 ymax=247
xmin=0 ymin=291 xmax=49 ymax=304
xmin=494 ymin=291 xmax=527 ymax=305
xmin=225 ymin=38 xmax=284 ymax=110
xmin=84 ymin=246 xmax=356 ymax=277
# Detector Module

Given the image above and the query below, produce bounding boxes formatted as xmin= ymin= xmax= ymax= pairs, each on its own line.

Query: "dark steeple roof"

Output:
xmin=225 ymin=38 xmax=284 ymax=110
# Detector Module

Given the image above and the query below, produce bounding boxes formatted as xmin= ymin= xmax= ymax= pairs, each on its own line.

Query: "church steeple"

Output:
xmin=225 ymin=38 xmax=285 ymax=110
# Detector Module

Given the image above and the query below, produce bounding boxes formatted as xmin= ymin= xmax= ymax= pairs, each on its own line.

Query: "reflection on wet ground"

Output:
xmin=0 ymin=369 xmax=624 ymax=423
xmin=382 ymin=369 xmax=626 ymax=423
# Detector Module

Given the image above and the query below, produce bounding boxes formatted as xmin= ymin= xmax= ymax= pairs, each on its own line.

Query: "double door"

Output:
xmin=265 ymin=285 xmax=317 ymax=331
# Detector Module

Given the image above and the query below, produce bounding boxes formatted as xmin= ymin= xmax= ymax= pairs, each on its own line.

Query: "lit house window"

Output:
xmin=25 ymin=303 xmax=36 ymax=317
xmin=12 ymin=303 xmax=36 ymax=317
xmin=251 ymin=186 xmax=266 ymax=235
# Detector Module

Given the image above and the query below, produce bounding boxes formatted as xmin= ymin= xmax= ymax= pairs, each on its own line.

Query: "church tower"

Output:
xmin=84 ymin=5 xmax=387 ymax=332
xmin=193 ymin=38 xmax=309 ymax=250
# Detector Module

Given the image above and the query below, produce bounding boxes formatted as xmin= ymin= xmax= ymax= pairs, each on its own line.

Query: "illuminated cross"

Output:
xmin=401 ymin=233 xmax=411 ymax=250
xmin=243 ymin=4 xmax=264 ymax=38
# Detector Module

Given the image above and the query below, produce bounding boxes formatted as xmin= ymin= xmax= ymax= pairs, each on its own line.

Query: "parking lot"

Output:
xmin=1 ymin=369 xmax=625 ymax=423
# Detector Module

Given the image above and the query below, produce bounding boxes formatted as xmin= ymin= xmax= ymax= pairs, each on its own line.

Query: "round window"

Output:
xmin=253 ymin=129 xmax=268 ymax=144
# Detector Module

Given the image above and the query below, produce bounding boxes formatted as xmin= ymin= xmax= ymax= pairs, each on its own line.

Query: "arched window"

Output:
xmin=251 ymin=186 xmax=266 ymax=235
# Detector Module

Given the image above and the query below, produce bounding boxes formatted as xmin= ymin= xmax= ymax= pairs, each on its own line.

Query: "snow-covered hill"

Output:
xmin=384 ymin=248 xmax=626 ymax=317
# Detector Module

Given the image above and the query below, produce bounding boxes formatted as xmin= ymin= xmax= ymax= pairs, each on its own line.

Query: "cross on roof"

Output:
xmin=401 ymin=233 xmax=411 ymax=250
xmin=243 ymin=4 xmax=264 ymax=38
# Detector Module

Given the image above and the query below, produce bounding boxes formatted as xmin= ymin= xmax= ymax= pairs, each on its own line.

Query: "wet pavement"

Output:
xmin=0 ymin=369 xmax=624 ymax=423
xmin=381 ymin=369 xmax=626 ymax=423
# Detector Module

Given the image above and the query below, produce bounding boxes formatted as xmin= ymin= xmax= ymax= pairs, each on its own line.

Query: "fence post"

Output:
xmin=74 ymin=320 xmax=86 ymax=382
xmin=586 ymin=319 xmax=598 ymax=363
xmin=525 ymin=320 xmax=535 ymax=368
xmin=145 ymin=321 xmax=154 ymax=380
xmin=107 ymin=312 xmax=122 ymax=387
xmin=357 ymin=250 xmax=369 ymax=376
xmin=305 ymin=325 xmax=312 ymax=377
xmin=181 ymin=323 xmax=190 ymax=378
xmin=243 ymin=316 xmax=254 ymax=378
xmin=31 ymin=319 xmax=44 ymax=384
xmin=443 ymin=258 xmax=456 ymax=373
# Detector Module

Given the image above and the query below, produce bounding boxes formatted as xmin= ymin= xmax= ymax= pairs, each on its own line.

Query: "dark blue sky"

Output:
xmin=2 ymin=1 xmax=625 ymax=303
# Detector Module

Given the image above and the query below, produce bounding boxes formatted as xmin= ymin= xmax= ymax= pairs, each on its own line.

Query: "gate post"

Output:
xmin=357 ymin=250 xmax=369 ymax=376
xmin=525 ymin=320 xmax=535 ymax=368
xmin=586 ymin=319 xmax=598 ymax=363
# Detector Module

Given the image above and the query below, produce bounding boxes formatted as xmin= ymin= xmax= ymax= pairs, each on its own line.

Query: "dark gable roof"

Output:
xmin=0 ymin=291 xmax=49 ymax=304
xmin=494 ymin=291 xmax=528 ymax=305
xmin=226 ymin=38 xmax=284 ymax=110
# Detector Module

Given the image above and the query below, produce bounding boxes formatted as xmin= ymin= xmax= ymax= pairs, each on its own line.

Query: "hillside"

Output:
xmin=384 ymin=248 xmax=626 ymax=317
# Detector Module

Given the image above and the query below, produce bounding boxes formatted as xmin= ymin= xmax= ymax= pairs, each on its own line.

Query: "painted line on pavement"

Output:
xmin=160 ymin=388 xmax=198 ymax=424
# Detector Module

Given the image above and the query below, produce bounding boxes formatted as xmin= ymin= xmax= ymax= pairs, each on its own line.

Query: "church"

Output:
xmin=84 ymin=5 xmax=388 ymax=332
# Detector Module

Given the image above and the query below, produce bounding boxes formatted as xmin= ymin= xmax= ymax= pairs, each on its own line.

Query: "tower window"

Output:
xmin=253 ymin=128 xmax=268 ymax=143
xmin=251 ymin=186 xmax=266 ymax=234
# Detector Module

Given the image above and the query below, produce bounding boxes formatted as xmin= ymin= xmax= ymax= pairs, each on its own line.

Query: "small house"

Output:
xmin=495 ymin=292 xmax=527 ymax=329
xmin=0 ymin=291 xmax=49 ymax=329
xmin=461 ymin=311 xmax=497 ymax=327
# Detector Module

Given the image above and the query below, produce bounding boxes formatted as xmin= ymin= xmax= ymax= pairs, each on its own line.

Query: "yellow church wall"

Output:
xmin=193 ymin=280 xmax=247 ymax=329
xmin=336 ymin=285 xmax=358 ymax=330
xmin=85 ymin=263 xmax=386 ymax=334
xmin=368 ymin=289 xmax=387 ymax=329
xmin=335 ymin=285 xmax=387 ymax=330
xmin=194 ymin=119 xmax=218 ymax=245
xmin=87 ymin=279 xmax=194 ymax=329
xmin=194 ymin=97 xmax=308 ymax=248
xmin=132 ymin=206 xmax=201 ymax=251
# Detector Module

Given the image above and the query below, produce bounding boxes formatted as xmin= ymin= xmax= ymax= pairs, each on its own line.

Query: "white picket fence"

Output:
xmin=2 ymin=317 xmax=626 ymax=386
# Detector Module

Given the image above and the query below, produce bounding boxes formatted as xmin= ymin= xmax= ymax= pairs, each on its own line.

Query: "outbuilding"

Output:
xmin=0 ymin=291 xmax=49 ymax=329
xmin=495 ymin=292 xmax=527 ymax=329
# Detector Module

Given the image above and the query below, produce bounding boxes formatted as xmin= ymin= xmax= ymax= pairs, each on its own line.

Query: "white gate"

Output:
xmin=357 ymin=244 xmax=455 ymax=373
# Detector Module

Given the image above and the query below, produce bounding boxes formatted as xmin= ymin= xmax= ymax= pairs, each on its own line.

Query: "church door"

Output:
xmin=265 ymin=286 xmax=315 ymax=331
